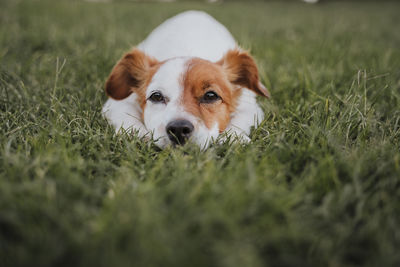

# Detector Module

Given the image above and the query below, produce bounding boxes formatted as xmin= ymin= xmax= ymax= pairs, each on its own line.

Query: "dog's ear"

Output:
xmin=105 ymin=49 xmax=159 ymax=100
xmin=217 ymin=49 xmax=270 ymax=98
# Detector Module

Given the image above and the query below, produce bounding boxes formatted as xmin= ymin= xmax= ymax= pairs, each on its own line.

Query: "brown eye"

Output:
xmin=149 ymin=92 xmax=165 ymax=103
xmin=201 ymin=91 xmax=221 ymax=103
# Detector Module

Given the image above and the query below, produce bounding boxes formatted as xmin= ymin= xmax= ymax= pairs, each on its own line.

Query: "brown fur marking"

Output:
xmin=105 ymin=49 xmax=162 ymax=115
xmin=182 ymin=58 xmax=241 ymax=132
xmin=217 ymin=49 xmax=270 ymax=98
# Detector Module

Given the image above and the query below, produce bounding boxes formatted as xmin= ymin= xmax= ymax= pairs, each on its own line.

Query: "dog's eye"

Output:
xmin=149 ymin=92 xmax=165 ymax=103
xmin=201 ymin=91 xmax=221 ymax=103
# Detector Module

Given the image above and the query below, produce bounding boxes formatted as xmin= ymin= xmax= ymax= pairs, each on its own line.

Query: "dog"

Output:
xmin=102 ymin=11 xmax=269 ymax=148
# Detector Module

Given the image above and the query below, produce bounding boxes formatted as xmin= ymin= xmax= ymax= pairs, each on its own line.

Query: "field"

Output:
xmin=1 ymin=0 xmax=400 ymax=266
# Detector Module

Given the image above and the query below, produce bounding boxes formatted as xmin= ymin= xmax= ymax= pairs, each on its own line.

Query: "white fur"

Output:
xmin=138 ymin=11 xmax=236 ymax=61
xmin=225 ymin=90 xmax=264 ymax=142
xmin=103 ymin=10 xmax=265 ymax=148
xmin=102 ymin=93 xmax=148 ymax=137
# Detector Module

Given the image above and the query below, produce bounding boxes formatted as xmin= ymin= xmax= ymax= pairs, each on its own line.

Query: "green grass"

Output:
xmin=1 ymin=0 xmax=400 ymax=266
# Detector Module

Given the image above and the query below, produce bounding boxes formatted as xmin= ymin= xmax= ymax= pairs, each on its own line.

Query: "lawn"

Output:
xmin=0 ymin=0 xmax=399 ymax=266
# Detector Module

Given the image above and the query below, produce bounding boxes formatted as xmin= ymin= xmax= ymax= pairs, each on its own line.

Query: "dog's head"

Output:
xmin=105 ymin=48 xmax=269 ymax=148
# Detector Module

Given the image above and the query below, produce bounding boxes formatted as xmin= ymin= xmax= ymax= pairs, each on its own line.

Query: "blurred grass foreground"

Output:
xmin=1 ymin=0 xmax=400 ymax=266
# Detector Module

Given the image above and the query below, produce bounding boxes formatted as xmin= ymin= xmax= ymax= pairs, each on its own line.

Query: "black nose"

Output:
xmin=166 ymin=120 xmax=194 ymax=145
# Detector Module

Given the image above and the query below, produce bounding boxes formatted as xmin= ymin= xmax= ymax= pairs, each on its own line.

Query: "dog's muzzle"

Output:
xmin=166 ymin=119 xmax=194 ymax=145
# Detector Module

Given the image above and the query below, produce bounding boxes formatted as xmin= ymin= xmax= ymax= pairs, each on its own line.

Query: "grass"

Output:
xmin=1 ymin=0 xmax=400 ymax=266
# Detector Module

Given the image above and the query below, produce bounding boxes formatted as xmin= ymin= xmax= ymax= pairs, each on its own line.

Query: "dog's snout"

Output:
xmin=166 ymin=120 xmax=194 ymax=145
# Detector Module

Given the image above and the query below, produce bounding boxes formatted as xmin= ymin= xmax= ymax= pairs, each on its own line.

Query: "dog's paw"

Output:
xmin=237 ymin=134 xmax=251 ymax=143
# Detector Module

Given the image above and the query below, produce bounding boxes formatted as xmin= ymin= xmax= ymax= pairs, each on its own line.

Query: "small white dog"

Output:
xmin=102 ymin=11 xmax=269 ymax=148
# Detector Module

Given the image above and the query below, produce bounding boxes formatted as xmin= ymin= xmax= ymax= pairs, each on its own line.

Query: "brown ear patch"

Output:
xmin=182 ymin=58 xmax=242 ymax=132
xmin=105 ymin=49 xmax=159 ymax=100
xmin=217 ymin=49 xmax=270 ymax=98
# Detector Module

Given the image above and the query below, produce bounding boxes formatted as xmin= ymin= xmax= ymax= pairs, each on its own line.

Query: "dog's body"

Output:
xmin=103 ymin=11 xmax=269 ymax=148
